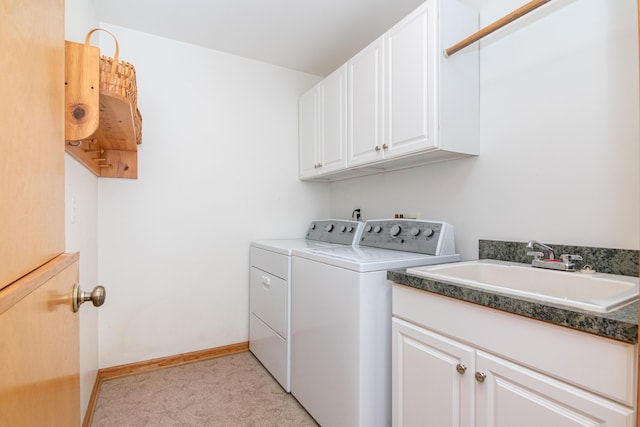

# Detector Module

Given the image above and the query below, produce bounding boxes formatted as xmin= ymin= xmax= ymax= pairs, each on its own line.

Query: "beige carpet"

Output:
xmin=92 ymin=351 xmax=318 ymax=426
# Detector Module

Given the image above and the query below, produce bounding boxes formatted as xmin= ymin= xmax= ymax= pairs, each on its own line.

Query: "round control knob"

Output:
xmin=390 ymin=225 xmax=402 ymax=237
xmin=311 ymin=224 xmax=316 ymax=230
xmin=347 ymin=226 xmax=354 ymax=232
xmin=410 ymin=227 xmax=420 ymax=236
xmin=340 ymin=225 xmax=347 ymax=232
xmin=325 ymin=224 xmax=334 ymax=232
xmin=365 ymin=224 xmax=373 ymax=232
xmin=424 ymin=227 xmax=434 ymax=238
xmin=373 ymin=225 xmax=382 ymax=233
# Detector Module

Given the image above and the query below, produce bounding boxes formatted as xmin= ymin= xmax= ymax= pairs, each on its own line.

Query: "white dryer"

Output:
xmin=249 ymin=219 xmax=363 ymax=392
xmin=291 ymin=219 xmax=460 ymax=427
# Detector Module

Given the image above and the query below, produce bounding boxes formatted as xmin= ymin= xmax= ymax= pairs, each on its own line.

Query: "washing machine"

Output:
xmin=290 ymin=219 xmax=460 ymax=427
xmin=249 ymin=219 xmax=363 ymax=392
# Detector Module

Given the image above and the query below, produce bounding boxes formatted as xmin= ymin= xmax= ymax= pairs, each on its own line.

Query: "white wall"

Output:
xmin=330 ymin=0 xmax=639 ymax=258
xmin=96 ymin=24 xmax=326 ymax=367
xmin=68 ymin=0 xmax=638 ymax=377
xmin=64 ymin=0 xmax=99 ymax=420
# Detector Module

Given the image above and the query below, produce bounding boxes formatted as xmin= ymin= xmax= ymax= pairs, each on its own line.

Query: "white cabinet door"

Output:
xmin=392 ymin=318 xmax=475 ymax=427
xmin=385 ymin=1 xmax=437 ymax=158
xmin=347 ymin=36 xmax=384 ymax=167
xmin=299 ymin=67 xmax=347 ymax=179
xmin=475 ymin=351 xmax=635 ymax=427
xmin=319 ymin=65 xmax=347 ymax=173
xmin=298 ymin=87 xmax=319 ymax=179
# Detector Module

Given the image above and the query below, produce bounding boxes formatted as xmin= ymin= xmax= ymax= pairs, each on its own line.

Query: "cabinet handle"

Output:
xmin=475 ymin=372 xmax=486 ymax=383
xmin=375 ymin=145 xmax=381 ymax=151
xmin=382 ymin=143 xmax=389 ymax=149
xmin=261 ymin=276 xmax=271 ymax=288
xmin=456 ymin=364 xmax=467 ymax=374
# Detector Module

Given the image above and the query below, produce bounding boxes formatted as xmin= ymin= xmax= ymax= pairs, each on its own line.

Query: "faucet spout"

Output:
xmin=526 ymin=240 xmax=555 ymax=260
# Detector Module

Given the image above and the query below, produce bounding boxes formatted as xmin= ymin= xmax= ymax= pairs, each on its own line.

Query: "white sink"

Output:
xmin=406 ymin=260 xmax=639 ymax=313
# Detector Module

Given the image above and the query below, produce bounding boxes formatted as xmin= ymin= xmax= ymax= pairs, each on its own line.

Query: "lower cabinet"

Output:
xmin=392 ymin=285 xmax=637 ymax=427
xmin=475 ymin=350 xmax=634 ymax=427
xmin=392 ymin=318 xmax=474 ymax=426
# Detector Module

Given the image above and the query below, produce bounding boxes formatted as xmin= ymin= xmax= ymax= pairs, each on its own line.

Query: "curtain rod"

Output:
xmin=444 ymin=0 xmax=553 ymax=57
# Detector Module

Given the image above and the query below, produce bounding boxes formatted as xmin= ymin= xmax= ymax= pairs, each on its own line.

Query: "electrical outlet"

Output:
xmin=393 ymin=212 xmax=421 ymax=219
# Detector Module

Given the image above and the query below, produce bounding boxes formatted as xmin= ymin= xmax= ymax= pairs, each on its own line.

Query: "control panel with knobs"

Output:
xmin=306 ymin=220 xmax=364 ymax=246
xmin=360 ymin=219 xmax=457 ymax=256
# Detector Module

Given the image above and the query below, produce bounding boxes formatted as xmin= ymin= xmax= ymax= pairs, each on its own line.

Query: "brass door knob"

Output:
xmin=72 ymin=283 xmax=106 ymax=312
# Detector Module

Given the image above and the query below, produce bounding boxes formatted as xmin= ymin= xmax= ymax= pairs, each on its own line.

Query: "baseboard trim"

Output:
xmin=82 ymin=341 xmax=249 ymax=427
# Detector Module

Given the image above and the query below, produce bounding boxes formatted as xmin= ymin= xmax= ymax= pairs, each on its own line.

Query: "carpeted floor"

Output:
xmin=92 ymin=351 xmax=318 ymax=426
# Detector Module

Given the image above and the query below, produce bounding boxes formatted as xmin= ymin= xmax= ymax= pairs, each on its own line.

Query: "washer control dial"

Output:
xmin=390 ymin=225 xmax=402 ymax=237
xmin=325 ymin=224 xmax=334 ymax=232
xmin=365 ymin=224 xmax=372 ymax=232
xmin=424 ymin=227 xmax=434 ymax=238
xmin=373 ymin=225 xmax=382 ymax=233
xmin=410 ymin=227 xmax=420 ymax=236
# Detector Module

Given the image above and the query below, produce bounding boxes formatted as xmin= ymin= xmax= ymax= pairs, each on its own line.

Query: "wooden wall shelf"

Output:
xmin=64 ymin=35 xmax=142 ymax=179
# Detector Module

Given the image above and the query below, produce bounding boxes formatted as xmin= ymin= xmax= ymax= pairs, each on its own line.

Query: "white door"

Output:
xmin=475 ymin=350 xmax=635 ymax=427
xmin=319 ymin=65 xmax=347 ymax=173
xmin=385 ymin=2 xmax=437 ymax=157
xmin=298 ymin=86 xmax=319 ymax=178
xmin=347 ymin=36 xmax=385 ymax=167
xmin=392 ymin=318 xmax=475 ymax=427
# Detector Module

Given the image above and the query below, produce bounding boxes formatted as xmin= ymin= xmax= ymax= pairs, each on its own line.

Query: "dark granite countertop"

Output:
xmin=388 ymin=268 xmax=638 ymax=344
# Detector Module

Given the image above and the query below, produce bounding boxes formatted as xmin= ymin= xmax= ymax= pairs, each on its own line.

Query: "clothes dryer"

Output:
xmin=249 ymin=219 xmax=363 ymax=392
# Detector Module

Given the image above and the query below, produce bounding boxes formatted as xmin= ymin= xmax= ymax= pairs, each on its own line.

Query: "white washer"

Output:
xmin=249 ymin=220 xmax=363 ymax=392
xmin=291 ymin=219 xmax=460 ymax=427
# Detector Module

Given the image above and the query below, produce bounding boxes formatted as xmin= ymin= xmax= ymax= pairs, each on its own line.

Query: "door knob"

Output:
xmin=72 ymin=283 xmax=106 ymax=312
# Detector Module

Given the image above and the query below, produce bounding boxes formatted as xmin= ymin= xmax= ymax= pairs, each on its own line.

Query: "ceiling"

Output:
xmin=94 ymin=0 xmax=427 ymax=76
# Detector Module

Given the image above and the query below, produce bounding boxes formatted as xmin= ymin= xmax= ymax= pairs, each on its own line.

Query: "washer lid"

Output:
xmin=251 ymin=239 xmax=336 ymax=256
xmin=293 ymin=245 xmax=460 ymax=272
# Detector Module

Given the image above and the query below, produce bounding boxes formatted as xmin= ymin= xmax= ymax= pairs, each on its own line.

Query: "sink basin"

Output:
xmin=406 ymin=260 xmax=639 ymax=313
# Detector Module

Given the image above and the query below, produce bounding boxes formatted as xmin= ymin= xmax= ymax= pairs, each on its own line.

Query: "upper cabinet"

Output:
xmin=347 ymin=36 xmax=385 ymax=167
xmin=299 ymin=0 xmax=479 ymax=181
xmin=299 ymin=66 xmax=348 ymax=179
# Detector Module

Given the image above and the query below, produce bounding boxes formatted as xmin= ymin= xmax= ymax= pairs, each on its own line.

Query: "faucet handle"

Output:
xmin=560 ymin=254 xmax=583 ymax=263
xmin=527 ymin=251 xmax=544 ymax=260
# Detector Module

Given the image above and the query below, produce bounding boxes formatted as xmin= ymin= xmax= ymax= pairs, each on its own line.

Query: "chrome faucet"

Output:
xmin=526 ymin=240 xmax=555 ymax=260
xmin=526 ymin=240 xmax=583 ymax=271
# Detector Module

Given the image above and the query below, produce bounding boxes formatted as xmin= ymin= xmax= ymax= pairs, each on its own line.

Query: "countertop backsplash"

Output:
xmin=479 ymin=240 xmax=639 ymax=277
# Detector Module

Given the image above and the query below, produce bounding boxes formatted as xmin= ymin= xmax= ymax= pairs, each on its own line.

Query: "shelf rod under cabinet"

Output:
xmin=444 ymin=0 xmax=553 ymax=57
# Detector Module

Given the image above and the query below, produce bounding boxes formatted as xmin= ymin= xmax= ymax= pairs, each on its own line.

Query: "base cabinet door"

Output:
xmin=475 ymin=351 xmax=635 ymax=427
xmin=392 ymin=318 xmax=475 ymax=427
xmin=392 ymin=318 xmax=635 ymax=427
